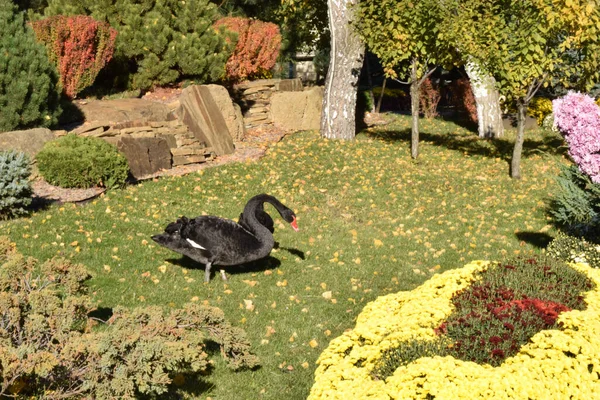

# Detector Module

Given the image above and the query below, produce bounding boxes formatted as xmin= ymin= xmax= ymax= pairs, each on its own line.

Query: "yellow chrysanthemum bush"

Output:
xmin=308 ymin=259 xmax=600 ymax=399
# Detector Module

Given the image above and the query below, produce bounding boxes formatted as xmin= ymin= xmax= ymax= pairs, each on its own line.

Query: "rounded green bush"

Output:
xmin=36 ymin=134 xmax=129 ymax=189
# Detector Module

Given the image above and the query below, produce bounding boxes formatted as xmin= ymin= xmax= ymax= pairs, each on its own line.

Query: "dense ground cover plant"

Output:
xmin=0 ymin=116 xmax=570 ymax=399
xmin=374 ymin=256 xmax=593 ymax=376
xmin=31 ymin=15 xmax=117 ymax=99
xmin=0 ymin=236 xmax=258 ymax=398
xmin=0 ymin=0 xmax=61 ymax=131
xmin=36 ymin=134 xmax=129 ymax=189
xmin=0 ymin=151 xmax=32 ymax=220
xmin=214 ymin=17 xmax=282 ymax=82
xmin=309 ymin=260 xmax=600 ymax=399
xmin=44 ymin=0 xmax=232 ymax=90
xmin=547 ymin=231 xmax=600 ymax=269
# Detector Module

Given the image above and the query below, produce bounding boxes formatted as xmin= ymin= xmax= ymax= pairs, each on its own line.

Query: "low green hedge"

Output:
xmin=36 ymin=134 xmax=129 ymax=189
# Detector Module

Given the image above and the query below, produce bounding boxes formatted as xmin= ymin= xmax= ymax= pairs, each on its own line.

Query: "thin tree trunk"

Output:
xmin=320 ymin=0 xmax=365 ymax=140
xmin=510 ymin=101 xmax=527 ymax=179
xmin=465 ymin=61 xmax=504 ymax=139
xmin=364 ymin=54 xmax=375 ymax=113
xmin=410 ymin=59 xmax=419 ymax=159
xmin=376 ymin=77 xmax=387 ymax=113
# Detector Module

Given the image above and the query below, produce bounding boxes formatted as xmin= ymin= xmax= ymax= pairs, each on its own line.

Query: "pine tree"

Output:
xmin=45 ymin=0 xmax=234 ymax=90
xmin=0 ymin=150 xmax=32 ymax=220
xmin=0 ymin=0 xmax=61 ymax=132
xmin=548 ymin=164 xmax=600 ymax=240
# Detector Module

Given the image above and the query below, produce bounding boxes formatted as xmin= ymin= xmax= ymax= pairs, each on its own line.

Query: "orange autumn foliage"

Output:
xmin=214 ymin=17 xmax=281 ymax=82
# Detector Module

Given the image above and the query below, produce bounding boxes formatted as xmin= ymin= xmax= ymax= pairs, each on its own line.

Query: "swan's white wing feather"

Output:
xmin=186 ymin=238 xmax=206 ymax=250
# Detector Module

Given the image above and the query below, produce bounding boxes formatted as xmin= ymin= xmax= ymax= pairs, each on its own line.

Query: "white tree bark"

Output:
xmin=465 ymin=61 xmax=504 ymax=139
xmin=320 ymin=0 xmax=365 ymax=140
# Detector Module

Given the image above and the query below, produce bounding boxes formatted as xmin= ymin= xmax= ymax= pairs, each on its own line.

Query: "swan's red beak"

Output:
xmin=291 ymin=216 xmax=299 ymax=231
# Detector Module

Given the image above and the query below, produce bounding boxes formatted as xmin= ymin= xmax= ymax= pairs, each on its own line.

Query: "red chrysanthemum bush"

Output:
xmin=372 ymin=256 xmax=593 ymax=377
xmin=31 ymin=15 xmax=117 ymax=99
xmin=214 ymin=17 xmax=281 ymax=82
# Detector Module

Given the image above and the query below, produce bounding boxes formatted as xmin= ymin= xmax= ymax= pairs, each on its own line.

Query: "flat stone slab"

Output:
xmin=75 ymin=98 xmax=172 ymax=125
xmin=176 ymin=85 xmax=235 ymax=156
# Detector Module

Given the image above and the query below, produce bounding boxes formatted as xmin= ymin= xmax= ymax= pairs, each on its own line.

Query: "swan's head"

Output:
xmin=282 ymin=209 xmax=299 ymax=231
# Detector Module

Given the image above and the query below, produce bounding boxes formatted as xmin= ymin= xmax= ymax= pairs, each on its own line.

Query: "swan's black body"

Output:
xmin=151 ymin=194 xmax=298 ymax=282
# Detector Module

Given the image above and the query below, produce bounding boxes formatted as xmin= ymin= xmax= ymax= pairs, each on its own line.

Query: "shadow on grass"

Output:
xmin=167 ymin=255 xmax=284 ymax=279
xmin=515 ymin=231 xmax=554 ymax=249
xmin=365 ymin=125 xmax=568 ymax=161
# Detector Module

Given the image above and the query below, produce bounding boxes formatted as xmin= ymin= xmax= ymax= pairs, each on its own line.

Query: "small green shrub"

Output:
xmin=373 ymin=256 xmax=594 ymax=379
xmin=546 ymin=231 xmax=600 ymax=269
xmin=0 ymin=0 xmax=61 ymax=131
xmin=0 ymin=236 xmax=259 ymax=398
xmin=547 ymin=164 xmax=600 ymax=239
xmin=36 ymin=134 xmax=129 ymax=189
xmin=0 ymin=150 xmax=32 ymax=220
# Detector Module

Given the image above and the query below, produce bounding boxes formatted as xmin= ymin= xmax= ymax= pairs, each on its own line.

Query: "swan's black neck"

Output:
xmin=241 ymin=194 xmax=284 ymax=249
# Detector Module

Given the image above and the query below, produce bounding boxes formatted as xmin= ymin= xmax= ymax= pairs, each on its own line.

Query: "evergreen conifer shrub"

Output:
xmin=36 ymin=134 xmax=129 ymax=189
xmin=45 ymin=0 xmax=233 ymax=90
xmin=548 ymin=164 xmax=600 ymax=240
xmin=0 ymin=0 xmax=61 ymax=131
xmin=0 ymin=237 xmax=259 ymax=398
xmin=0 ymin=150 xmax=32 ymax=220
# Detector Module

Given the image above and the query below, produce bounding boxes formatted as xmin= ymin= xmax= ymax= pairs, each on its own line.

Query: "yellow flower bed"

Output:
xmin=308 ymin=261 xmax=600 ymax=400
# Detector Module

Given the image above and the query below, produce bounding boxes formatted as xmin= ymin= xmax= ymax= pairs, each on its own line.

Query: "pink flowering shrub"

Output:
xmin=553 ymin=92 xmax=600 ymax=183
xmin=32 ymin=15 xmax=117 ymax=99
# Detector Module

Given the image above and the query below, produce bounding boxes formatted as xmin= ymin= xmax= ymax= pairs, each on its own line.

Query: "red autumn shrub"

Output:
xmin=449 ymin=78 xmax=478 ymax=123
xmin=419 ymin=77 xmax=441 ymax=118
xmin=214 ymin=17 xmax=281 ymax=82
xmin=31 ymin=15 xmax=117 ymax=99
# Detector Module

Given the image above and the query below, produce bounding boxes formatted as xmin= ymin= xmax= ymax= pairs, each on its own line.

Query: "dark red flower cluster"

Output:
xmin=432 ymin=257 xmax=591 ymax=366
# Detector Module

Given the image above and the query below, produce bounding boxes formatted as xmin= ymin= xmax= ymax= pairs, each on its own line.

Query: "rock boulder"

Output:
xmin=0 ymin=128 xmax=55 ymax=156
xmin=116 ymin=136 xmax=171 ymax=179
xmin=176 ymin=85 xmax=235 ymax=156
xmin=75 ymin=98 xmax=172 ymax=125
xmin=204 ymin=84 xmax=246 ymax=141
xmin=270 ymin=87 xmax=323 ymax=131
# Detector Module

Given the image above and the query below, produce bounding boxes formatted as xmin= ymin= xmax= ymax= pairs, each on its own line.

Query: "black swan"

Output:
xmin=151 ymin=194 xmax=299 ymax=282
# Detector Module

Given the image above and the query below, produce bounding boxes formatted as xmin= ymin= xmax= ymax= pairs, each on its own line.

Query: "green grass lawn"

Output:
xmin=0 ymin=114 xmax=569 ymax=399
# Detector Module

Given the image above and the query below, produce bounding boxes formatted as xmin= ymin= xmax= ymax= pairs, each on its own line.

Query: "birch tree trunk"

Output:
xmin=465 ymin=61 xmax=504 ymax=139
xmin=320 ymin=0 xmax=365 ymax=140
xmin=510 ymin=102 xmax=527 ymax=179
